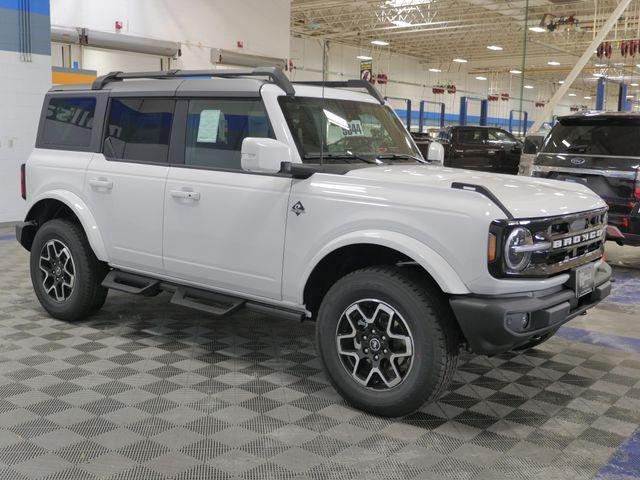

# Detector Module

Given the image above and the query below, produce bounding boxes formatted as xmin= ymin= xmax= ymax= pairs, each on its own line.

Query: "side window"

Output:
xmin=488 ymin=129 xmax=516 ymax=143
xmin=457 ymin=128 xmax=485 ymax=144
xmin=42 ymin=96 xmax=96 ymax=147
xmin=185 ymin=98 xmax=274 ymax=170
xmin=104 ymin=98 xmax=175 ymax=163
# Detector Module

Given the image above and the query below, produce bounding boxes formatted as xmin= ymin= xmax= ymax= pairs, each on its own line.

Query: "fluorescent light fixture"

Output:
xmin=584 ymin=96 xmax=592 ymax=99
xmin=568 ymin=93 xmax=577 ymax=96
xmin=487 ymin=45 xmax=503 ymax=51
xmin=529 ymin=26 xmax=546 ymax=33
xmin=371 ymin=40 xmax=389 ymax=46
xmin=524 ymin=85 xmax=534 ymax=89
xmin=547 ymin=61 xmax=560 ymax=66
xmin=509 ymin=69 xmax=522 ymax=74
xmin=453 ymin=58 xmax=467 ymax=63
xmin=592 ymin=72 xmax=604 ymax=77
xmin=356 ymin=55 xmax=372 ymax=60
xmin=475 ymin=76 xmax=487 ymax=81
xmin=558 ymin=80 xmax=565 ymax=84
xmin=386 ymin=0 xmax=431 ymax=6
xmin=429 ymin=68 xmax=441 ymax=72
xmin=391 ymin=20 xmax=412 ymax=27
xmin=594 ymin=63 xmax=606 ymax=67
xmin=627 ymin=95 xmax=634 ymax=98
xmin=632 ymin=83 xmax=639 ymax=86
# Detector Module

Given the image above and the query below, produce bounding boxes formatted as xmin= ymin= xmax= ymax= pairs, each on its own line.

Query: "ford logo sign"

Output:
xmin=571 ymin=157 xmax=586 ymax=165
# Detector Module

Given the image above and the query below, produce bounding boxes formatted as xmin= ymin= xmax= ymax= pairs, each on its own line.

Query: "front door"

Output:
xmin=452 ymin=127 xmax=493 ymax=170
xmin=84 ymin=97 xmax=175 ymax=274
xmin=162 ymin=97 xmax=291 ymax=300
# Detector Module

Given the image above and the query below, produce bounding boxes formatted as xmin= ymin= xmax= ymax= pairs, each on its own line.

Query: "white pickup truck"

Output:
xmin=16 ymin=68 xmax=611 ymax=416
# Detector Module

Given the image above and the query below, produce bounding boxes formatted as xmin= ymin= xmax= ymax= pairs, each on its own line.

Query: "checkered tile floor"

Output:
xmin=1 ymin=235 xmax=639 ymax=479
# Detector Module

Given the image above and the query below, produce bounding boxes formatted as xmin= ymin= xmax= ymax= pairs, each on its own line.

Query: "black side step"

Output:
xmin=102 ymin=270 xmax=161 ymax=296
xmin=170 ymin=287 xmax=245 ymax=317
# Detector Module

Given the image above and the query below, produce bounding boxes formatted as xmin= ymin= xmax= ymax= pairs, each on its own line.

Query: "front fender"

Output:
xmin=286 ymin=230 xmax=470 ymax=305
xmin=26 ymin=190 xmax=108 ymax=261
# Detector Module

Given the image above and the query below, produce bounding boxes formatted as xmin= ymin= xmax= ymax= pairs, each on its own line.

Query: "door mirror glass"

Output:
xmin=241 ymin=138 xmax=291 ymax=173
xmin=427 ymin=141 xmax=445 ymax=165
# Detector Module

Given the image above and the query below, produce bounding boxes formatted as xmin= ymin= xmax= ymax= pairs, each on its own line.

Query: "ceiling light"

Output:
xmin=524 ymin=85 xmax=534 ymax=89
xmin=371 ymin=40 xmax=389 ymax=46
xmin=475 ymin=76 xmax=487 ymax=81
xmin=453 ymin=58 xmax=467 ymax=63
xmin=391 ymin=20 xmax=412 ymax=27
xmin=386 ymin=0 xmax=431 ymax=6
xmin=429 ymin=68 xmax=441 ymax=72
xmin=594 ymin=63 xmax=606 ymax=67
xmin=584 ymin=96 xmax=592 ymax=99
xmin=356 ymin=55 xmax=372 ymax=60
xmin=632 ymin=83 xmax=639 ymax=86
xmin=558 ymin=80 xmax=565 ymax=84
xmin=568 ymin=93 xmax=576 ymax=96
xmin=627 ymin=95 xmax=634 ymax=98
xmin=592 ymin=72 xmax=604 ymax=77
xmin=529 ymin=26 xmax=546 ymax=33
xmin=487 ymin=45 xmax=503 ymax=51
xmin=547 ymin=61 xmax=560 ymax=66
xmin=509 ymin=69 xmax=522 ymax=74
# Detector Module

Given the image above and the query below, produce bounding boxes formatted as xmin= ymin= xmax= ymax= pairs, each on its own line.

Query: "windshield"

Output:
xmin=542 ymin=117 xmax=640 ymax=157
xmin=279 ymin=96 xmax=423 ymax=164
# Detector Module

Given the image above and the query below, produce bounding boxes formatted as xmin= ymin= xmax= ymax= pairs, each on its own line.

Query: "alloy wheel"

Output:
xmin=39 ymin=239 xmax=76 ymax=302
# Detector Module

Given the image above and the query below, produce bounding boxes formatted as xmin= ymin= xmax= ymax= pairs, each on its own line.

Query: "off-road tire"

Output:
xmin=316 ymin=266 xmax=460 ymax=417
xmin=30 ymin=219 xmax=108 ymax=321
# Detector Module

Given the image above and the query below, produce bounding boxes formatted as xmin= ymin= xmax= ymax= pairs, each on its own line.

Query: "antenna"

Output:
xmin=319 ymin=39 xmax=328 ymax=166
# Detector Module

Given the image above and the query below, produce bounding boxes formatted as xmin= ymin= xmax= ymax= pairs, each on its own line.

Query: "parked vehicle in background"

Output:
xmin=518 ymin=131 xmax=547 ymax=176
xmin=532 ymin=112 xmax=640 ymax=247
xmin=438 ymin=126 xmax=523 ymax=175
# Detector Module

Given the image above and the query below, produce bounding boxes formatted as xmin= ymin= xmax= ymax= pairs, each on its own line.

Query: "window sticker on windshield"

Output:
xmin=342 ymin=120 xmax=365 ymax=137
xmin=197 ymin=109 xmax=221 ymax=143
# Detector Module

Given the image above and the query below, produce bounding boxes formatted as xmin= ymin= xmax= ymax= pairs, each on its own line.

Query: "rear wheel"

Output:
xmin=316 ymin=266 xmax=459 ymax=417
xmin=30 ymin=219 xmax=108 ymax=321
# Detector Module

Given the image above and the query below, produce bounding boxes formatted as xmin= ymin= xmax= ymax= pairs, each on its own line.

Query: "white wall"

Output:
xmin=51 ymin=0 xmax=291 ymax=72
xmin=290 ymin=36 xmax=587 ymax=130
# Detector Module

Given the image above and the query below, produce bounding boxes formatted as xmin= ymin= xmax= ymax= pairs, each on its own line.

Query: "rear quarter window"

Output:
xmin=41 ymin=97 xmax=96 ymax=147
xmin=542 ymin=118 xmax=640 ymax=156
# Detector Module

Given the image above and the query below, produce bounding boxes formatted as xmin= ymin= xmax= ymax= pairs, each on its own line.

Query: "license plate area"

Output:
xmin=570 ymin=263 xmax=596 ymax=298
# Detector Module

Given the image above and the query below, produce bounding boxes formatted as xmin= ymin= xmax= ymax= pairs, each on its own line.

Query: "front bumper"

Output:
xmin=449 ymin=261 xmax=612 ymax=355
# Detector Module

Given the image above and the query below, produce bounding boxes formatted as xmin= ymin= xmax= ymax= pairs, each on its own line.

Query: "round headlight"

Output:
xmin=504 ymin=227 xmax=533 ymax=272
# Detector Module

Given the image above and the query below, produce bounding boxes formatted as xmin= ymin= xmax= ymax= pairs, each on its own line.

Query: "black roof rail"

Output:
xmin=91 ymin=67 xmax=295 ymax=95
xmin=292 ymin=79 xmax=385 ymax=104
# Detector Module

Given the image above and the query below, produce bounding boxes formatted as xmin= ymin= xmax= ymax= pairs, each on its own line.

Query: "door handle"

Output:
xmin=487 ymin=150 xmax=496 ymax=155
xmin=89 ymin=178 xmax=113 ymax=190
xmin=170 ymin=190 xmax=200 ymax=201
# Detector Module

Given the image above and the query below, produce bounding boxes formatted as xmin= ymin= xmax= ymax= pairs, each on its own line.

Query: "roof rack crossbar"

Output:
xmin=91 ymin=67 xmax=295 ymax=95
xmin=292 ymin=80 xmax=385 ymax=104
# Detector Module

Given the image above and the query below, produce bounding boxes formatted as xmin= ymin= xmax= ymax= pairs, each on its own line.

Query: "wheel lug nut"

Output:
xmin=374 ymin=355 xmax=379 ymax=360
xmin=383 ymin=349 xmax=388 ymax=354
xmin=372 ymin=329 xmax=376 ymax=334
xmin=362 ymin=335 xmax=367 ymax=340
xmin=364 ymin=348 xmax=369 ymax=353
xmin=382 ymin=336 xmax=386 ymax=340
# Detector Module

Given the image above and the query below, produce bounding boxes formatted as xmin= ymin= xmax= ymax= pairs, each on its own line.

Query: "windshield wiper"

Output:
xmin=376 ymin=153 xmax=427 ymax=164
xmin=304 ymin=153 xmax=380 ymax=164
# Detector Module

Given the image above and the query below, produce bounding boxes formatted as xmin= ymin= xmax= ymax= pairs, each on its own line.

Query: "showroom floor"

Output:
xmin=0 ymin=226 xmax=638 ymax=480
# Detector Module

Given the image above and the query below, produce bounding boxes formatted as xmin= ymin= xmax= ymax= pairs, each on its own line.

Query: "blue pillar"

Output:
xmin=596 ymin=77 xmax=605 ymax=110
xmin=459 ymin=97 xmax=468 ymax=125
xmin=479 ymin=99 xmax=488 ymax=126
xmin=618 ymin=83 xmax=630 ymax=111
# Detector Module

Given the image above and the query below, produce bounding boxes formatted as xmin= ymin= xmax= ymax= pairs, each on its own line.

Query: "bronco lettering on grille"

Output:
xmin=552 ymin=229 xmax=603 ymax=249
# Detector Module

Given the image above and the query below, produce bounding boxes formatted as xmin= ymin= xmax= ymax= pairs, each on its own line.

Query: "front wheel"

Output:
xmin=30 ymin=219 xmax=108 ymax=321
xmin=316 ymin=266 xmax=460 ymax=417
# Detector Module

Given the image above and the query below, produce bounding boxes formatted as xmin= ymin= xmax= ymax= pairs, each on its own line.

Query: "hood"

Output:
xmin=345 ymin=164 xmax=606 ymax=219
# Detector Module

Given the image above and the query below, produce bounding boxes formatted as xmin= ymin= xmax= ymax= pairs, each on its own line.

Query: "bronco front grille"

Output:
xmin=491 ymin=207 xmax=607 ymax=277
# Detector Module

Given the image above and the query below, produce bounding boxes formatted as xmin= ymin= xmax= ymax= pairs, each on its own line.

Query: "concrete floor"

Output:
xmin=0 ymin=225 xmax=639 ymax=480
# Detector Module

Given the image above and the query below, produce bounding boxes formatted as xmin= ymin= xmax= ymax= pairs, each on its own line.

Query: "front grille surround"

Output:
xmin=489 ymin=207 xmax=607 ymax=278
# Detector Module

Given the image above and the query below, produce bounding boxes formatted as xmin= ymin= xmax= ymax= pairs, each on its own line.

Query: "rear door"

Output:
xmin=451 ymin=127 xmax=492 ymax=170
xmin=84 ymin=97 xmax=174 ymax=274
xmin=535 ymin=116 xmax=640 ymax=234
xmin=487 ymin=128 xmax=521 ymax=174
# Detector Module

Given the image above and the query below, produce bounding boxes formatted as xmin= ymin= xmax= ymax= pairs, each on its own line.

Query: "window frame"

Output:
xmin=36 ymin=92 xmax=108 ymax=152
xmin=169 ymin=96 xmax=278 ymax=174
xmin=101 ymin=96 xmax=178 ymax=165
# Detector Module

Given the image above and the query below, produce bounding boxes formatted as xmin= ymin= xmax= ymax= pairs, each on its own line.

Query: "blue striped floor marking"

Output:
xmin=595 ymin=428 xmax=640 ymax=479
xmin=556 ymin=326 xmax=640 ymax=354
xmin=0 ymin=233 xmax=16 ymax=241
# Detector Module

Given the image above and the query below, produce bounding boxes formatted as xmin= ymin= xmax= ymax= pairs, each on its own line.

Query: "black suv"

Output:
xmin=532 ymin=112 xmax=640 ymax=246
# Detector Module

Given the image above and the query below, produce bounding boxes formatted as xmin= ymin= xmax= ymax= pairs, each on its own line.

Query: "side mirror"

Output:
xmin=427 ymin=141 xmax=445 ymax=165
xmin=241 ymin=138 xmax=291 ymax=173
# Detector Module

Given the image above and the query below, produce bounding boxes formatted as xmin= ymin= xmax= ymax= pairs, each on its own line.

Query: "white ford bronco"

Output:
xmin=16 ymin=68 xmax=611 ymax=416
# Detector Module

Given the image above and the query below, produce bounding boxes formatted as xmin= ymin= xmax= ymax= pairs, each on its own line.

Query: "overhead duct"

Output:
xmin=51 ymin=26 xmax=180 ymax=57
xmin=210 ymin=48 xmax=286 ymax=69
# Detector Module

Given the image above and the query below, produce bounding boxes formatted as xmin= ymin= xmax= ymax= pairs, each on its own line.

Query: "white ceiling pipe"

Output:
xmin=51 ymin=26 xmax=180 ymax=57
xmin=210 ymin=49 xmax=286 ymax=69
xmin=530 ymin=0 xmax=633 ymax=132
